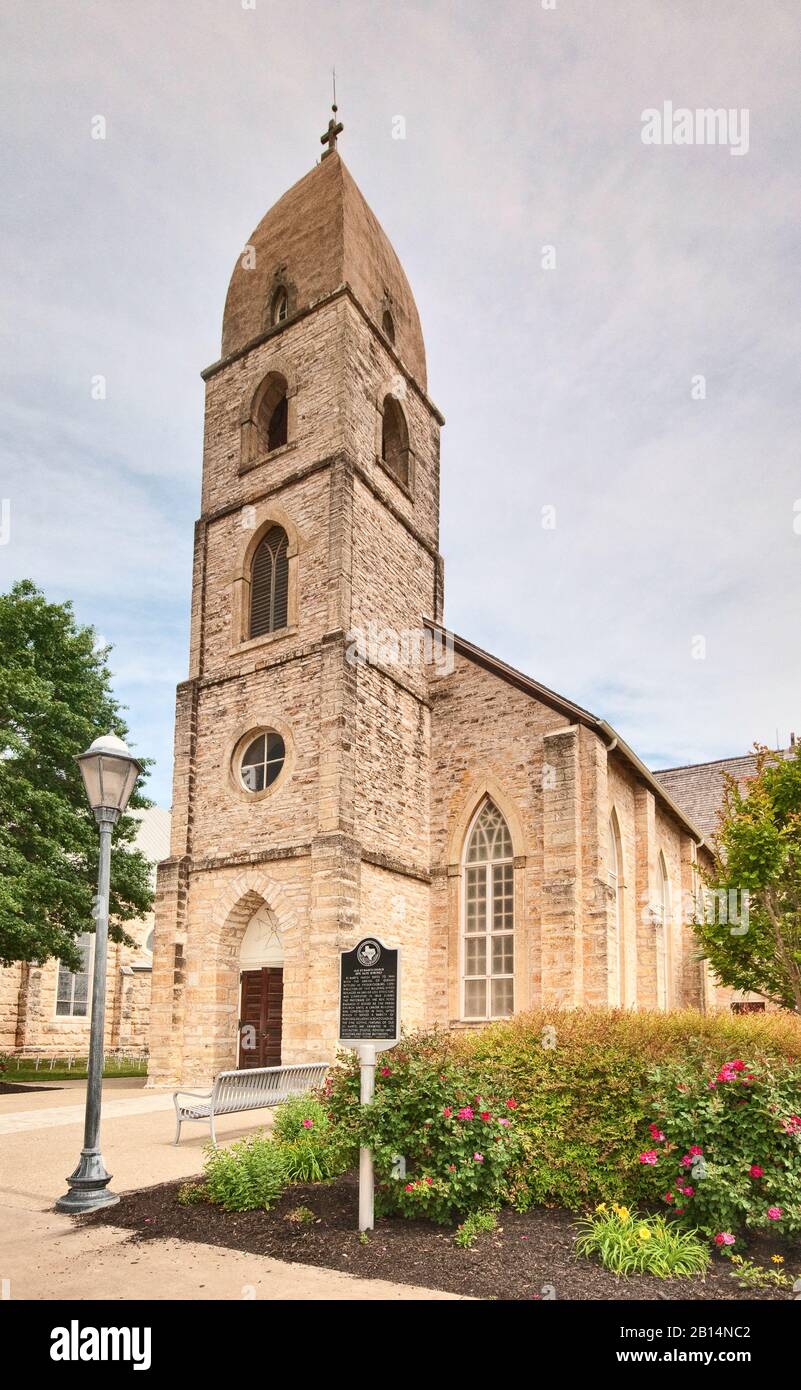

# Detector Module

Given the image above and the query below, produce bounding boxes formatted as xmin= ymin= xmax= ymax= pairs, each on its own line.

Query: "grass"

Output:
xmin=2 ymin=1055 xmax=147 ymax=1082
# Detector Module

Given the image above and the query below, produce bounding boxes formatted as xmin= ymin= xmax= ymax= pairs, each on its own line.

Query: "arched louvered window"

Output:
xmin=463 ymin=799 xmax=514 ymax=1020
xmin=381 ymin=394 xmax=409 ymax=486
xmin=656 ymin=852 xmax=670 ymax=1009
xmin=271 ymin=287 xmax=288 ymax=325
xmin=256 ymin=374 xmax=288 ymax=454
xmin=608 ymin=812 xmax=623 ymax=1006
xmin=250 ymin=525 xmax=289 ymax=638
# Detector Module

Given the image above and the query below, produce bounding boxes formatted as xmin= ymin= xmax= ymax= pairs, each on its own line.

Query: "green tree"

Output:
xmin=0 ymin=580 xmax=153 ymax=970
xmin=694 ymin=744 xmax=801 ymax=1013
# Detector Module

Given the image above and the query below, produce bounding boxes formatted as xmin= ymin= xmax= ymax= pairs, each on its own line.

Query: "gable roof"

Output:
xmin=427 ymin=622 xmax=706 ymax=845
xmin=653 ymin=748 xmax=795 ymax=840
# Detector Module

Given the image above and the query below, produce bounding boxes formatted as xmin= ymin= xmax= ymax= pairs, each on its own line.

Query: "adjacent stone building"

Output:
xmin=0 ymin=807 xmax=170 ymax=1059
xmin=147 ymin=136 xmax=750 ymax=1087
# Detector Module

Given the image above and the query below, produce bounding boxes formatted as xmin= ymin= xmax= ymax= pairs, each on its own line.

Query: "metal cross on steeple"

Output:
xmin=320 ymin=70 xmax=343 ymax=159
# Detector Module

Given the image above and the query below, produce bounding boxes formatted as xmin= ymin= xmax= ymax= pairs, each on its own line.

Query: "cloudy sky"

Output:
xmin=2 ymin=0 xmax=799 ymax=806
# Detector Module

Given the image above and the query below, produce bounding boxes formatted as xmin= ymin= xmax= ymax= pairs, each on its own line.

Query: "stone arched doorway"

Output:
xmin=237 ymin=902 xmax=284 ymax=1068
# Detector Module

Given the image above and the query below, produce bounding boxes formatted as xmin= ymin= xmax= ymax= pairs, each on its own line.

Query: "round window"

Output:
xmin=240 ymin=731 xmax=286 ymax=792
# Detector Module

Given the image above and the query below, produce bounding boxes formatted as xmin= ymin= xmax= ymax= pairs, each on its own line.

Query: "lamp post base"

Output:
xmin=55 ymin=1148 xmax=120 ymax=1214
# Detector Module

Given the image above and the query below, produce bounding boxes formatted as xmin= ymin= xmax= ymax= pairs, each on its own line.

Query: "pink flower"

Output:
xmin=442 ymin=1107 xmax=452 ymax=1118
xmin=380 ymin=1066 xmax=391 ymax=1077
xmin=457 ymin=1106 xmax=474 ymax=1121
xmin=473 ymin=1152 xmax=484 ymax=1163
xmin=648 ymin=1123 xmax=665 ymax=1141
xmin=506 ymin=1098 xmax=518 ymax=1110
xmin=638 ymin=1150 xmax=659 ymax=1165
xmin=679 ymin=1154 xmax=693 ymax=1168
xmin=782 ymin=1115 xmax=801 ymax=1135
xmin=675 ymin=1208 xmax=685 ymax=1215
xmin=424 ymin=1176 xmax=433 ymax=1185
xmin=749 ymin=1165 xmax=764 ymax=1178
xmin=689 ymin=1146 xmax=703 ymax=1157
xmin=302 ymin=1118 xmax=314 ymax=1129
xmin=664 ymin=1191 xmax=674 ymax=1203
xmin=730 ymin=1060 xmax=746 ymax=1071
xmin=479 ymin=1111 xmax=491 ymax=1122
xmin=447 ymin=1164 xmax=456 ymax=1173
xmin=682 ymin=1185 xmax=695 ymax=1197
xmin=767 ymin=1206 xmax=783 ymax=1220
xmin=714 ymin=1232 xmax=735 ymax=1247
xmin=498 ymin=1117 xmax=511 ymax=1127
xmin=404 ymin=1183 xmax=414 ymax=1192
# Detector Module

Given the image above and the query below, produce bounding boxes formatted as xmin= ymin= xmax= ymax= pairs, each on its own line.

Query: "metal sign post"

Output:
xmin=357 ymin=1042 xmax=376 ymax=1232
xmin=338 ymin=937 xmax=400 ymax=1233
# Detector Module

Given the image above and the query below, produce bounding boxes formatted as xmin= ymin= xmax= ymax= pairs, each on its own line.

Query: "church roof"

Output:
xmin=220 ymin=152 xmax=427 ymax=387
xmin=428 ymin=622 xmax=708 ymax=846
xmin=653 ymin=747 xmax=796 ymax=840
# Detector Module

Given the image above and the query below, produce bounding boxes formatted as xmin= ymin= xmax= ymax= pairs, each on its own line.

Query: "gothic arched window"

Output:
xmin=608 ymin=812 xmax=623 ymax=1006
xmin=250 ymin=525 xmax=289 ymax=638
xmin=381 ymin=394 xmax=410 ymax=486
xmin=656 ymin=851 xmax=670 ymax=1009
xmin=256 ymin=374 xmax=288 ymax=454
xmin=463 ymin=799 xmax=514 ymax=1020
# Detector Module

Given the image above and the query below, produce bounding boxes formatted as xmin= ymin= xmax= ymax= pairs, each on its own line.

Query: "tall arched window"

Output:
xmin=656 ymin=852 xmax=670 ymax=1009
xmin=381 ymin=394 xmax=410 ymax=486
xmin=608 ymin=812 xmax=623 ymax=1006
xmin=463 ymin=800 xmax=514 ymax=1020
xmin=250 ymin=525 xmax=289 ymax=638
xmin=256 ymin=374 xmax=288 ymax=454
xmin=382 ymin=309 xmax=395 ymax=344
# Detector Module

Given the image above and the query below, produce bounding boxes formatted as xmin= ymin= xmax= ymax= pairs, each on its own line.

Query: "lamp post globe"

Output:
xmin=55 ymin=733 xmax=143 ymax=1214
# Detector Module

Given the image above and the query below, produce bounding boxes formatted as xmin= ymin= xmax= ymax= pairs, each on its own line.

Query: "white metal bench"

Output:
xmin=172 ymin=1062 xmax=328 ymax=1146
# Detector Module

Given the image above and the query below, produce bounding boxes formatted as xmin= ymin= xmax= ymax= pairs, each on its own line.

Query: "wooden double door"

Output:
xmin=238 ymin=967 xmax=283 ymax=1068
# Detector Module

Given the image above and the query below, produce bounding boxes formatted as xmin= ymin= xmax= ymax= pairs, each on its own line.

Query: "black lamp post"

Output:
xmin=56 ymin=733 xmax=142 ymax=1213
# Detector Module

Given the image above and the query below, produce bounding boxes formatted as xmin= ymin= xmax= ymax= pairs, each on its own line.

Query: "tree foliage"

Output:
xmin=693 ymin=744 xmax=801 ymax=1013
xmin=0 ymin=580 xmax=153 ymax=969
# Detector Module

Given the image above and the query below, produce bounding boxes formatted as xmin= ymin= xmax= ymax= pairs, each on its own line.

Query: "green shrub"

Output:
xmin=455 ymin=1210 xmax=497 ymax=1249
xmin=203 ymin=1133 xmax=287 ymax=1212
xmin=575 ymin=1204 xmax=710 ymax=1278
xmin=272 ymin=1092 xmax=353 ymax=1182
xmin=328 ymin=1051 xmax=524 ymax=1221
xmin=325 ymin=1009 xmax=801 ymax=1215
xmin=272 ymin=1094 xmax=330 ymax=1144
xmin=177 ymin=1181 xmax=209 ymax=1206
xmin=635 ymin=1055 xmax=801 ymax=1240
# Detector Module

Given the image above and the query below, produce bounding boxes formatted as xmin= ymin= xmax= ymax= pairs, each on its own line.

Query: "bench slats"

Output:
xmin=173 ymin=1062 xmax=328 ymax=1145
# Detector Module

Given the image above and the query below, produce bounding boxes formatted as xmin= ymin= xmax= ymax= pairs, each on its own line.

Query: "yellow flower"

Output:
xmin=637 ymin=1226 xmax=652 ymax=1241
xmin=595 ymin=1203 xmax=607 ymax=1214
xmin=616 ymin=1206 xmax=630 ymax=1223
xmin=771 ymin=1255 xmax=784 ymax=1265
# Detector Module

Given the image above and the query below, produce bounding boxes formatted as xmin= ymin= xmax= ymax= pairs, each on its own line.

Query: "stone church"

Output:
xmin=148 ymin=127 xmax=726 ymax=1087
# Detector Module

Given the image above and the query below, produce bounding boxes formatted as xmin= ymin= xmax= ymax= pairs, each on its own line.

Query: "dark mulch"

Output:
xmin=0 ymin=1080 xmax=63 ymax=1094
xmin=81 ymin=1172 xmax=800 ymax=1301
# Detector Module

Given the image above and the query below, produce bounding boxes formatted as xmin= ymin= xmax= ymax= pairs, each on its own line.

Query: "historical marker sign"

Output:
xmin=339 ymin=937 xmax=400 ymax=1047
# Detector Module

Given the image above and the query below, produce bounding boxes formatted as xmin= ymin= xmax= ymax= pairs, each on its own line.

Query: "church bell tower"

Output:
xmin=149 ymin=116 xmax=445 ymax=1084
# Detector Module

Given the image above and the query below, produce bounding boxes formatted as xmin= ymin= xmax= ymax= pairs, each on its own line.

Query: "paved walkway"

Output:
xmin=0 ymin=1079 xmax=462 ymax=1301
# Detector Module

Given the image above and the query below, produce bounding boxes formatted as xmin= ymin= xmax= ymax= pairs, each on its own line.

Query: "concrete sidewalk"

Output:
xmin=0 ymin=1079 xmax=462 ymax=1301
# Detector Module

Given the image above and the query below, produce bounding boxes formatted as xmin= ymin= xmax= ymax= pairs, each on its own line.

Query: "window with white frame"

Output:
xmin=55 ymin=933 xmax=92 ymax=1018
xmin=656 ymin=852 xmax=670 ymax=1009
xmin=608 ymin=812 xmax=623 ymax=1006
xmin=463 ymin=800 xmax=514 ymax=1020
